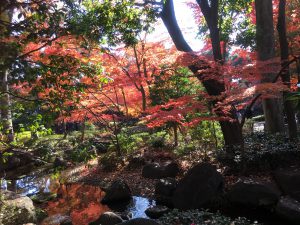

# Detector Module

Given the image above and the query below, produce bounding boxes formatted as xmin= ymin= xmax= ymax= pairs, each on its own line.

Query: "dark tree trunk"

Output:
xmin=277 ymin=0 xmax=297 ymax=140
xmin=161 ymin=0 xmax=243 ymax=148
xmin=81 ymin=119 xmax=86 ymax=142
xmin=173 ymin=123 xmax=178 ymax=147
xmin=255 ymin=0 xmax=285 ymax=134
xmin=140 ymin=85 xmax=147 ymax=111
xmin=63 ymin=121 xmax=67 ymax=139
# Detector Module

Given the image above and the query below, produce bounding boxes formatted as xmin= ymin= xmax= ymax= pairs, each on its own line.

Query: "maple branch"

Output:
xmin=14 ymin=36 xmax=60 ymax=62
xmin=161 ymin=0 xmax=193 ymax=52
xmin=87 ymin=88 xmax=121 ymax=113
xmin=79 ymin=103 xmax=111 ymax=130
xmin=0 ymin=91 xmax=42 ymax=103
xmin=240 ymin=55 xmax=300 ymax=127
xmin=104 ymin=50 xmax=142 ymax=91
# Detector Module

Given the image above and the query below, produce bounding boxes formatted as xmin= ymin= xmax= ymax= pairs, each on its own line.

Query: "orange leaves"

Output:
xmin=145 ymin=95 xmax=209 ymax=128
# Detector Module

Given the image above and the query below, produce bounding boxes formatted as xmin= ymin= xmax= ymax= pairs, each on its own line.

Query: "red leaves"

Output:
xmin=145 ymin=94 xmax=209 ymax=128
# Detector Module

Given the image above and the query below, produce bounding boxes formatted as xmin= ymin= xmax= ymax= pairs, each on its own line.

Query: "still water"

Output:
xmin=0 ymin=171 xmax=155 ymax=225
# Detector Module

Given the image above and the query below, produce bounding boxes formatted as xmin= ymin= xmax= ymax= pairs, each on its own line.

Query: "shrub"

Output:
xmin=148 ymin=131 xmax=169 ymax=148
xmin=34 ymin=141 xmax=55 ymax=161
xmin=98 ymin=152 xmax=122 ymax=171
xmin=216 ymin=133 xmax=300 ymax=173
xmin=69 ymin=141 xmax=97 ymax=163
xmin=117 ymin=129 xmax=149 ymax=154
xmin=158 ymin=209 xmax=261 ymax=225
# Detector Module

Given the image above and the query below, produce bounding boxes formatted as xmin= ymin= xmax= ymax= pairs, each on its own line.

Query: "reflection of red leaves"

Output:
xmin=46 ymin=184 xmax=109 ymax=225
xmin=71 ymin=203 xmax=108 ymax=225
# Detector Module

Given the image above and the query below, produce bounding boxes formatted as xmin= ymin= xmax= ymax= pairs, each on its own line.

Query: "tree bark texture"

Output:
xmin=161 ymin=0 xmax=243 ymax=147
xmin=277 ymin=0 xmax=297 ymax=140
xmin=0 ymin=70 xmax=14 ymax=142
xmin=0 ymin=7 xmax=14 ymax=142
xmin=255 ymin=0 xmax=285 ymax=133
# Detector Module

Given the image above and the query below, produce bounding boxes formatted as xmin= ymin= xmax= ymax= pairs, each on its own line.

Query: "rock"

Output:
xmin=41 ymin=214 xmax=72 ymax=225
xmin=116 ymin=218 xmax=161 ymax=225
xmin=0 ymin=190 xmax=36 ymax=225
xmin=54 ymin=157 xmax=68 ymax=168
xmin=227 ymin=179 xmax=281 ymax=207
xmin=0 ymin=150 xmax=34 ymax=172
xmin=274 ymin=167 xmax=300 ymax=201
xmin=142 ymin=161 xmax=179 ymax=179
xmin=172 ymin=163 xmax=224 ymax=210
xmin=30 ymin=192 xmax=57 ymax=204
xmin=145 ymin=205 xmax=170 ymax=219
xmin=101 ymin=179 xmax=132 ymax=204
xmin=155 ymin=178 xmax=177 ymax=206
xmin=276 ymin=196 xmax=300 ymax=223
xmin=89 ymin=212 xmax=123 ymax=225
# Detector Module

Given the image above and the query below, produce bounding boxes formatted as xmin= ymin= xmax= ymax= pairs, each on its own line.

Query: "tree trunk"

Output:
xmin=63 ymin=121 xmax=67 ymax=139
xmin=121 ymin=87 xmax=129 ymax=116
xmin=173 ymin=123 xmax=178 ymax=147
xmin=255 ymin=0 xmax=285 ymax=134
xmin=0 ymin=7 xmax=14 ymax=142
xmin=0 ymin=69 xmax=14 ymax=142
xmin=277 ymin=0 xmax=297 ymax=140
xmin=161 ymin=0 xmax=243 ymax=148
xmin=81 ymin=120 xmax=86 ymax=142
xmin=140 ymin=85 xmax=147 ymax=111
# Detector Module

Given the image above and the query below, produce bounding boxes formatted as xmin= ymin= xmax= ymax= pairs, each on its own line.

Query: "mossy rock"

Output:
xmin=0 ymin=190 xmax=36 ymax=225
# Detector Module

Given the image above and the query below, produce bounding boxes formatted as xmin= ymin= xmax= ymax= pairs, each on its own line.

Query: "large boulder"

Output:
xmin=172 ymin=163 xmax=224 ymax=210
xmin=274 ymin=167 xmax=300 ymax=201
xmin=227 ymin=179 xmax=281 ymax=207
xmin=89 ymin=212 xmax=123 ymax=225
xmin=155 ymin=178 xmax=177 ymax=207
xmin=101 ymin=179 xmax=132 ymax=204
xmin=276 ymin=196 xmax=300 ymax=223
xmin=116 ymin=218 xmax=161 ymax=225
xmin=142 ymin=161 xmax=179 ymax=179
xmin=0 ymin=190 xmax=36 ymax=225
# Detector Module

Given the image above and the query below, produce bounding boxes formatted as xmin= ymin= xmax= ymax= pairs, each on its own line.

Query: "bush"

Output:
xmin=216 ymin=133 xmax=300 ymax=173
xmin=117 ymin=129 xmax=149 ymax=154
xmin=98 ymin=152 xmax=122 ymax=171
xmin=148 ymin=131 xmax=169 ymax=148
xmin=34 ymin=141 xmax=55 ymax=161
xmin=174 ymin=143 xmax=197 ymax=156
xmin=69 ymin=141 xmax=97 ymax=163
xmin=158 ymin=209 xmax=261 ymax=225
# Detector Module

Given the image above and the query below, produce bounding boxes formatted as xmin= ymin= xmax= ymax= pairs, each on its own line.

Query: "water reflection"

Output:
xmin=45 ymin=184 xmax=155 ymax=225
xmin=1 ymin=171 xmax=156 ymax=225
xmin=0 ymin=178 xmax=7 ymax=190
xmin=125 ymin=197 xmax=155 ymax=218
xmin=45 ymin=184 xmax=110 ymax=225
xmin=0 ymin=174 xmax=59 ymax=196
